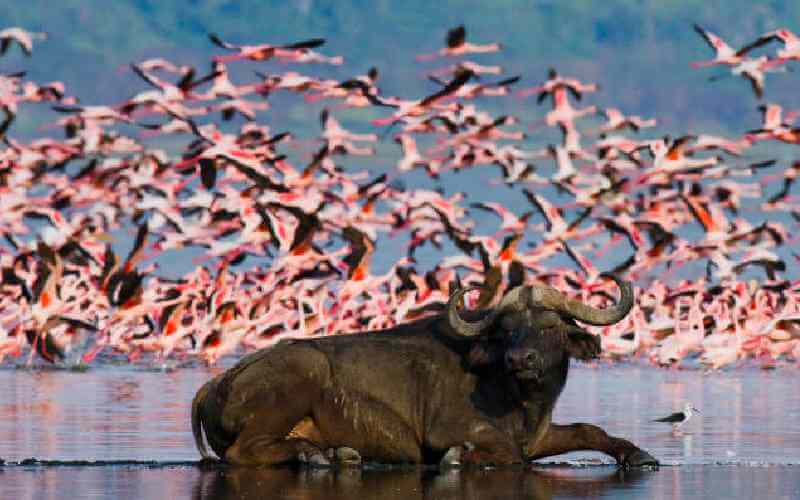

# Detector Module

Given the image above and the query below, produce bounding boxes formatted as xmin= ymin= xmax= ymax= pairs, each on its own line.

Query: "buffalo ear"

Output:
xmin=566 ymin=328 xmax=601 ymax=360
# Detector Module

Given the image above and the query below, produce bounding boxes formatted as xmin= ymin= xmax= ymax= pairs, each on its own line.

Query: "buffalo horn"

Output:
xmin=525 ymin=273 xmax=633 ymax=326
xmin=446 ymin=286 xmax=499 ymax=337
xmin=447 ymin=274 xmax=633 ymax=337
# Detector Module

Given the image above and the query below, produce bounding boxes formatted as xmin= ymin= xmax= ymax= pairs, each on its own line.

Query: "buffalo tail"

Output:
xmin=192 ymin=377 xmax=215 ymax=461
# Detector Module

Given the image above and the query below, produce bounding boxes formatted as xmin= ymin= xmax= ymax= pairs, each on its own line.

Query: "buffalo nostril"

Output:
xmin=524 ymin=352 xmax=539 ymax=367
xmin=505 ymin=350 xmax=540 ymax=370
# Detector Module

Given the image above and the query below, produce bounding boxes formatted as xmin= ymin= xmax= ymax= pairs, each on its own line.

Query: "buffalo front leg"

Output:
xmin=527 ymin=423 xmax=659 ymax=467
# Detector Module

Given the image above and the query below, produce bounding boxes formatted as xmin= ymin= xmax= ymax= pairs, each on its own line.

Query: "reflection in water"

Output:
xmin=683 ymin=434 xmax=693 ymax=460
xmin=1 ymin=464 xmax=798 ymax=499
xmin=0 ymin=366 xmax=217 ymax=461
xmin=192 ymin=466 xmax=651 ymax=500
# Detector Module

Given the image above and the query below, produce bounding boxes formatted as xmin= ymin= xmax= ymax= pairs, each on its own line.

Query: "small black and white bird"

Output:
xmin=653 ymin=403 xmax=700 ymax=432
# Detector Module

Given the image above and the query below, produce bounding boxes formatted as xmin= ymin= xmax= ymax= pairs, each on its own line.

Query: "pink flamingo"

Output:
xmin=416 ymin=25 xmax=502 ymax=61
xmin=738 ymin=28 xmax=800 ymax=62
xmin=0 ymin=27 xmax=47 ymax=56
xmin=208 ymin=33 xmax=326 ymax=63
xmin=690 ymin=24 xmax=747 ymax=68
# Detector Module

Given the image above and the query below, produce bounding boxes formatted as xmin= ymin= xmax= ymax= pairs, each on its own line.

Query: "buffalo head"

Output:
xmin=502 ymin=322 xmax=601 ymax=383
xmin=445 ymin=274 xmax=629 ymax=383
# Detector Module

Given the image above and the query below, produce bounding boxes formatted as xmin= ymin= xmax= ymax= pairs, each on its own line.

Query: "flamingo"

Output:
xmin=369 ymin=69 xmax=475 ymax=126
xmin=644 ymin=135 xmax=720 ymax=179
xmin=311 ymin=67 xmax=382 ymax=108
xmin=129 ymin=63 xmax=220 ymax=103
xmin=208 ymin=33 xmax=326 ymax=63
xmin=517 ymin=68 xmax=599 ymax=101
xmin=336 ymin=226 xmax=385 ymax=300
xmin=132 ymin=58 xmax=193 ymax=75
xmin=686 ymin=134 xmax=752 ymax=157
xmin=469 ymin=202 xmax=532 ymax=235
xmin=0 ymin=27 xmax=47 ymax=56
xmin=757 ymin=103 xmax=800 ymax=131
xmin=709 ymin=55 xmax=787 ymax=99
xmin=543 ymin=89 xmax=597 ymax=131
xmin=738 ymin=28 xmax=800 ymax=62
xmin=208 ymin=98 xmax=270 ymax=122
xmin=594 ymin=107 xmax=657 ymax=134
xmin=428 ymin=74 xmax=520 ymax=100
xmin=428 ymin=61 xmax=504 ymax=78
xmin=690 ymin=24 xmax=747 ymax=68
xmin=51 ymin=104 xmax=136 ymax=124
xmin=320 ymin=109 xmax=377 ymax=156
xmin=394 ymin=133 xmax=443 ymax=177
xmin=416 ymin=25 xmax=502 ymax=61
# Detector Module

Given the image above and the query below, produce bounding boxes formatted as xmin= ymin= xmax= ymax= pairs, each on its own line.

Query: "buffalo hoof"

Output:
xmin=440 ymin=446 xmax=463 ymax=467
xmin=621 ymin=449 xmax=659 ymax=468
xmin=334 ymin=447 xmax=362 ymax=466
xmin=298 ymin=450 xmax=331 ymax=467
xmin=439 ymin=442 xmax=476 ymax=468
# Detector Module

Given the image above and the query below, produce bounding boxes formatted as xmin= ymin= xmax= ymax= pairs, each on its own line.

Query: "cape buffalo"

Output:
xmin=191 ymin=274 xmax=658 ymax=467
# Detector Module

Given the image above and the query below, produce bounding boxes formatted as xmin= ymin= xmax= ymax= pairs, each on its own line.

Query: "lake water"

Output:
xmin=1 ymin=364 xmax=798 ymax=499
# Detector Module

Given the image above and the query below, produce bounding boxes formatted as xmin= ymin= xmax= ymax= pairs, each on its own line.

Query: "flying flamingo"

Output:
xmin=336 ymin=226 xmax=379 ymax=299
xmin=644 ymin=135 xmax=720 ymax=179
xmin=738 ymin=28 xmax=800 ymax=62
xmin=559 ymin=239 xmax=601 ymax=284
xmin=51 ymin=104 xmax=137 ymax=124
xmin=416 ymin=25 xmax=502 ymax=61
xmin=686 ymin=134 xmax=752 ymax=157
xmin=755 ymin=103 xmax=800 ymax=131
xmin=708 ymin=55 xmax=787 ymax=99
xmin=427 ymin=74 xmax=521 ymax=100
xmin=212 ymin=98 xmax=270 ymax=121
xmin=368 ymin=68 xmax=475 ymax=126
xmin=746 ymin=104 xmax=800 ymax=144
xmin=129 ymin=63 xmax=220 ymax=103
xmin=469 ymin=202 xmax=532 ymax=235
xmin=690 ymin=24 xmax=747 ymax=68
xmin=394 ymin=133 xmax=443 ymax=177
xmin=208 ymin=33 xmax=327 ymax=63
xmin=747 ymin=124 xmax=800 ymax=145
xmin=0 ymin=27 xmax=47 ymax=56
xmin=517 ymin=68 xmax=599 ymax=101
xmin=320 ymin=109 xmax=377 ymax=156
xmin=594 ymin=107 xmax=657 ymax=134
xmin=428 ymin=61 xmax=504 ymax=77
xmin=131 ymin=57 xmax=193 ymax=75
